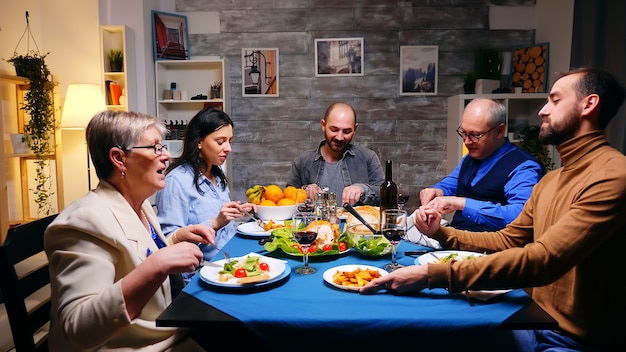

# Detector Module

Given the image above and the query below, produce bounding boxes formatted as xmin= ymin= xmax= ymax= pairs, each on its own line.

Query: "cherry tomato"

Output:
xmin=234 ymin=268 xmax=247 ymax=278
xmin=308 ymin=244 xmax=318 ymax=254
xmin=291 ymin=243 xmax=303 ymax=254
xmin=259 ymin=262 xmax=270 ymax=271
xmin=338 ymin=242 xmax=348 ymax=252
xmin=322 ymin=244 xmax=333 ymax=252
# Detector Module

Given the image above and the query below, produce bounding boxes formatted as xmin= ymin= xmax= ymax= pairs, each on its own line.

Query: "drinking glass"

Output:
xmin=397 ymin=183 xmax=409 ymax=210
xmin=382 ymin=209 xmax=408 ymax=271
xmin=291 ymin=212 xmax=318 ymax=275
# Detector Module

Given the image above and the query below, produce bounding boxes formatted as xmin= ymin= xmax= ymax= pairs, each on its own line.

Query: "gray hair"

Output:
xmin=86 ymin=110 xmax=166 ymax=180
xmin=467 ymin=98 xmax=506 ymax=126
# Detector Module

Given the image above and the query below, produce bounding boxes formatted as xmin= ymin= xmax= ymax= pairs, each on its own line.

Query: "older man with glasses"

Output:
xmin=419 ymin=98 xmax=543 ymax=231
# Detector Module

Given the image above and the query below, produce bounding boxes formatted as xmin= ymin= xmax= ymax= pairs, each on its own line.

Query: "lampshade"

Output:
xmin=61 ymin=84 xmax=106 ymax=129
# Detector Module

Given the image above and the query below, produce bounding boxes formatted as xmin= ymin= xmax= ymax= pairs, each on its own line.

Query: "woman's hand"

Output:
xmin=172 ymin=224 xmax=216 ymax=246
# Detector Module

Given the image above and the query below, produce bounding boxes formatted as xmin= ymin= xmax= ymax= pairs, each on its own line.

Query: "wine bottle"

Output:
xmin=379 ymin=160 xmax=398 ymax=221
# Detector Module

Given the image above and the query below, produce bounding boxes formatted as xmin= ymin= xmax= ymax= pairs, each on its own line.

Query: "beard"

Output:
xmin=539 ymin=107 xmax=580 ymax=146
xmin=325 ymin=136 xmax=349 ymax=153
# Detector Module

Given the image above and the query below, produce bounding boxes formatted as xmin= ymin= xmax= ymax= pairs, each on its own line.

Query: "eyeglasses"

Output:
xmin=456 ymin=125 xmax=499 ymax=143
xmin=128 ymin=143 xmax=168 ymax=155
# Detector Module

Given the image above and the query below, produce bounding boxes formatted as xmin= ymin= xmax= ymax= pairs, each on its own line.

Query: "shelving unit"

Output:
xmin=446 ymin=93 xmax=559 ymax=174
xmin=155 ymin=59 xmax=229 ymax=125
xmin=100 ymin=25 xmax=136 ymax=111
xmin=0 ymin=74 xmax=63 ymax=243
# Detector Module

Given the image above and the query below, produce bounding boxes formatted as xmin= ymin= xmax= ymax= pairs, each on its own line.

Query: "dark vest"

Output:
xmin=452 ymin=147 xmax=539 ymax=231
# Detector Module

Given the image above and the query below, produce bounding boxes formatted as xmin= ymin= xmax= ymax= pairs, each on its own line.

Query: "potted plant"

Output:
xmin=5 ymin=50 xmax=57 ymax=215
xmin=108 ymin=49 xmax=124 ymax=72
xmin=463 ymin=72 xmax=477 ymax=94
xmin=518 ymin=125 xmax=554 ymax=172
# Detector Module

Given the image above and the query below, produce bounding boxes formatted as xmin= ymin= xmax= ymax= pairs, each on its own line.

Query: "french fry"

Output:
xmin=332 ymin=267 xmax=382 ymax=287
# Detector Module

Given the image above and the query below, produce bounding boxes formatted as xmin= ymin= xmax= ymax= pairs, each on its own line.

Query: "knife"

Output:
xmin=342 ymin=202 xmax=380 ymax=234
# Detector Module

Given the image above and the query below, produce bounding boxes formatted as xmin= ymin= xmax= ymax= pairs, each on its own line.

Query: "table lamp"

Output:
xmin=60 ymin=83 xmax=106 ymax=190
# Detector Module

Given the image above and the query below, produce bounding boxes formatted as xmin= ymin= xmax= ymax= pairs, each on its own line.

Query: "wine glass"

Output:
xmin=291 ymin=212 xmax=318 ymax=275
xmin=382 ymin=209 xmax=408 ymax=271
xmin=397 ymin=183 xmax=409 ymax=210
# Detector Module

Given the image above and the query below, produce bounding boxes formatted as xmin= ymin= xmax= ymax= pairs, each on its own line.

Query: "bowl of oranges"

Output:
xmin=246 ymin=184 xmax=307 ymax=221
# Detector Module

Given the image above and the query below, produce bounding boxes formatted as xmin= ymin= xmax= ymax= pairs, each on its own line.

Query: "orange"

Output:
xmin=264 ymin=184 xmax=283 ymax=203
xmin=260 ymin=199 xmax=277 ymax=206
xmin=283 ymin=186 xmax=297 ymax=201
xmin=277 ymin=198 xmax=296 ymax=206
xmin=295 ymin=189 xmax=307 ymax=203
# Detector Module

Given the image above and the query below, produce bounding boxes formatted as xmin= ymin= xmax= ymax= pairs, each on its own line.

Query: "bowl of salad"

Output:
xmin=346 ymin=224 xmax=391 ymax=257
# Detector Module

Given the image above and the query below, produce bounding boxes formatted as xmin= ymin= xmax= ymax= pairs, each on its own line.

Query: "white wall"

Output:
xmin=535 ymin=0 xmax=574 ymax=89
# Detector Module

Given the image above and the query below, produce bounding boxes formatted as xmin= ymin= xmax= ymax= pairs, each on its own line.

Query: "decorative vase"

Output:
xmin=109 ymin=61 xmax=123 ymax=72
xmin=10 ymin=133 xmax=30 ymax=154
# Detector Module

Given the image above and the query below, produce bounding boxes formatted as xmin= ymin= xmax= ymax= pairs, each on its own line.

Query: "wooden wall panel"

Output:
xmin=178 ymin=0 xmax=536 ymax=210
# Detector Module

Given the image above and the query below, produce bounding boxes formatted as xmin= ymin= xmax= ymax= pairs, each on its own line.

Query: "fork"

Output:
xmin=243 ymin=209 xmax=267 ymax=229
xmin=216 ymin=245 xmax=231 ymax=262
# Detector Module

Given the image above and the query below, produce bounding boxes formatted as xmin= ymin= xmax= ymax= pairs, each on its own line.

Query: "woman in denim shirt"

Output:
xmin=156 ymin=107 xmax=256 ymax=267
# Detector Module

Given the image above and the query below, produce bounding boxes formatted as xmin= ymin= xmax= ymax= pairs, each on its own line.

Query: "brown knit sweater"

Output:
xmin=429 ymin=130 xmax=626 ymax=350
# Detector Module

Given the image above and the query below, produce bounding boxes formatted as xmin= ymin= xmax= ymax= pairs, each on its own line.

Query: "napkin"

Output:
xmin=405 ymin=212 xmax=444 ymax=248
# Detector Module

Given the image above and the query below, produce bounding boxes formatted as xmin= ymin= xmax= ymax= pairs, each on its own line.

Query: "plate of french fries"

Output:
xmin=323 ymin=264 xmax=388 ymax=291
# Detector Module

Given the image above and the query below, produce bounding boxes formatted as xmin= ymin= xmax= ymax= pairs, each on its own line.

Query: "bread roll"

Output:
xmin=345 ymin=205 xmax=380 ymax=228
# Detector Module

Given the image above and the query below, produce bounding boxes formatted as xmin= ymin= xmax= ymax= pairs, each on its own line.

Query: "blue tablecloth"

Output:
xmin=183 ymin=235 xmax=532 ymax=350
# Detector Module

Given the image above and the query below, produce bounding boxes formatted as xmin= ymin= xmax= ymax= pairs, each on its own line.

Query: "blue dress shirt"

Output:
xmin=155 ymin=163 xmax=236 ymax=261
xmin=433 ymin=141 xmax=542 ymax=230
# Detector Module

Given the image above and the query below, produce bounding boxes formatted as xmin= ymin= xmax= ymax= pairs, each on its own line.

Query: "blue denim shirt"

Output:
xmin=287 ymin=141 xmax=385 ymax=205
xmin=155 ymin=163 xmax=236 ymax=261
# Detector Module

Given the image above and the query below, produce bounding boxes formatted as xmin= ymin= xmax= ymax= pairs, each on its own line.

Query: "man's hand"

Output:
xmin=419 ymin=187 xmax=444 ymax=206
xmin=341 ymin=185 xmax=363 ymax=205
xmin=360 ymin=265 xmax=429 ymax=294
xmin=304 ymin=184 xmax=323 ymax=201
xmin=424 ymin=196 xmax=465 ymax=214
xmin=414 ymin=206 xmax=442 ymax=236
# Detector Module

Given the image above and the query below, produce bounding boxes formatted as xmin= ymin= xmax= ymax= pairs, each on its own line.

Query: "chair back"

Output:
xmin=0 ymin=214 xmax=57 ymax=352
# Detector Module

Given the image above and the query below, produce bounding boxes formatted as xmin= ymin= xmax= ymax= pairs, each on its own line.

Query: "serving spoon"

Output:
xmin=342 ymin=202 xmax=381 ymax=234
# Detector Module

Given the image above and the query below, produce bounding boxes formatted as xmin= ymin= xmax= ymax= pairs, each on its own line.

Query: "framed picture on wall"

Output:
xmin=151 ymin=10 xmax=190 ymax=60
xmin=315 ymin=38 xmax=363 ymax=77
xmin=242 ymin=48 xmax=279 ymax=97
xmin=400 ymin=45 xmax=438 ymax=96
xmin=510 ymin=43 xmax=549 ymax=93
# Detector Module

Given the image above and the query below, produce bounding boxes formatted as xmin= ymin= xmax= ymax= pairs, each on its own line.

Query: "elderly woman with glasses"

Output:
xmin=418 ymin=98 xmax=544 ymax=232
xmin=155 ymin=107 xmax=256 ymax=275
xmin=44 ymin=111 xmax=214 ymax=351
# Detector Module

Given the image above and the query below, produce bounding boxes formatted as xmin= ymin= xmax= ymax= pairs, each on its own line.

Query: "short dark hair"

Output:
xmin=562 ymin=67 xmax=626 ymax=129
xmin=324 ymin=102 xmax=357 ymax=124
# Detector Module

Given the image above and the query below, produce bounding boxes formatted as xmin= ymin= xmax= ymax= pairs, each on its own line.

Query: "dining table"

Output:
xmin=157 ymin=226 xmax=558 ymax=351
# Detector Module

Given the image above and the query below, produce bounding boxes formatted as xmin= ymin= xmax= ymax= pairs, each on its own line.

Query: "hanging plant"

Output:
xmin=3 ymin=12 xmax=57 ymax=216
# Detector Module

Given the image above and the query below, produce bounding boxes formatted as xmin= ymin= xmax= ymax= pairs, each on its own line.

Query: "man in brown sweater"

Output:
xmin=361 ymin=67 xmax=626 ymax=351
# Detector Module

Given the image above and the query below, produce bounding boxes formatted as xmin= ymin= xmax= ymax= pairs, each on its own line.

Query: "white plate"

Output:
xmin=415 ymin=250 xmax=511 ymax=300
xmin=199 ymin=253 xmax=287 ymax=287
xmin=236 ymin=221 xmax=285 ymax=237
xmin=236 ymin=221 xmax=270 ymax=237
xmin=416 ymin=250 xmax=485 ymax=265
xmin=323 ymin=264 xmax=388 ymax=291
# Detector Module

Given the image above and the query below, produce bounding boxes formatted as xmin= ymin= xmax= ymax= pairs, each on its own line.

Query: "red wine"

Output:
xmin=380 ymin=160 xmax=398 ymax=221
xmin=398 ymin=195 xmax=409 ymax=204
xmin=383 ymin=229 xmax=405 ymax=242
xmin=293 ymin=231 xmax=317 ymax=245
